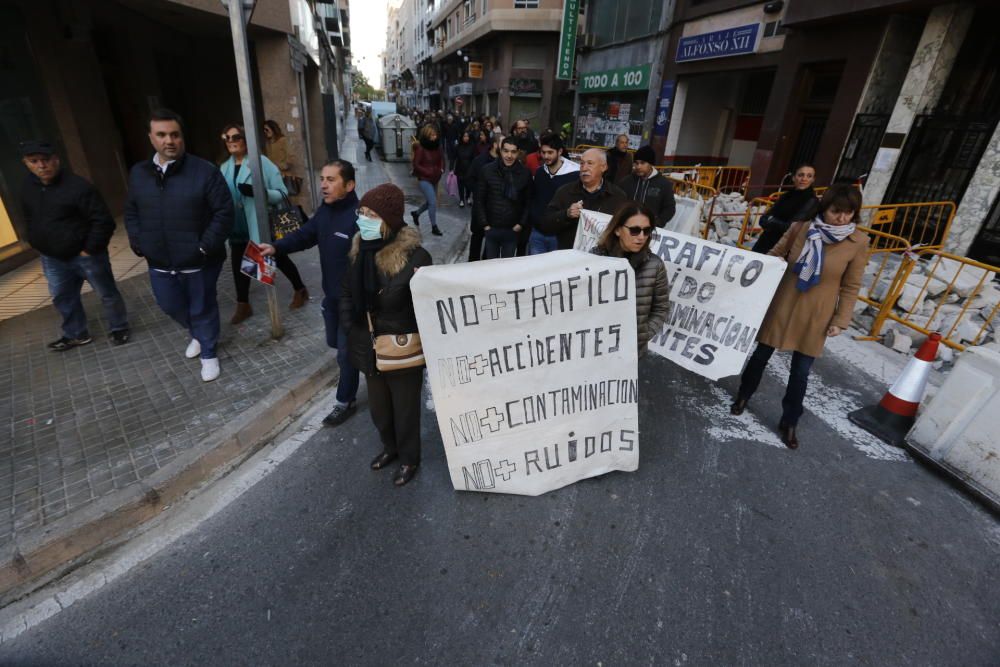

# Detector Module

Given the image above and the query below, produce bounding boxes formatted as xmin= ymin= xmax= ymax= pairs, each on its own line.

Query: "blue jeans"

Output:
xmin=42 ymin=253 xmax=128 ymax=339
xmin=737 ymin=343 xmax=815 ymax=426
xmin=148 ymin=258 xmax=224 ymax=359
xmin=528 ymin=229 xmax=559 ymax=255
xmin=322 ymin=297 xmax=360 ymax=406
xmin=414 ymin=179 xmax=438 ymax=226
xmin=483 ymin=228 xmax=518 ymax=259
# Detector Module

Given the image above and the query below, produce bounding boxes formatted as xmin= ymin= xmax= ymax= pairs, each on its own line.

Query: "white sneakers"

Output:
xmin=200 ymin=357 xmax=220 ymax=382
xmin=186 ymin=339 xmax=220 ymax=381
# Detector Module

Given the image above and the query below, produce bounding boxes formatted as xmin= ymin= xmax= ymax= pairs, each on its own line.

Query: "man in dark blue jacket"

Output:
xmin=20 ymin=140 xmax=130 ymax=350
xmin=260 ymin=160 xmax=360 ymax=426
xmin=124 ymin=109 xmax=234 ymax=382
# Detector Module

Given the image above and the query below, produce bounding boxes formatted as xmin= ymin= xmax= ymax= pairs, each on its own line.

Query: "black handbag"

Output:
xmin=269 ymin=194 xmax=305 ymax=241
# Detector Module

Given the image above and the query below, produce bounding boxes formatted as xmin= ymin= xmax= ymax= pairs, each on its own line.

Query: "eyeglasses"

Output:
xmin=223 ymin=134 xmax=244 ymax=143
xmin=623 ymin=225 xmax=652 ymax=237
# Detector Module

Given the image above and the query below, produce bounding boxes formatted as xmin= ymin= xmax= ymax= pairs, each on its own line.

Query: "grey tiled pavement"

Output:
xmin=0 ymin=116 xmax=470 ymax=550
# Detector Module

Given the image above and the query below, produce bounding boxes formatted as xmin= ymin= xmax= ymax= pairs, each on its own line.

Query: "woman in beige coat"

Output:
xmin=730 ymin=184 xmax=869 ymax=449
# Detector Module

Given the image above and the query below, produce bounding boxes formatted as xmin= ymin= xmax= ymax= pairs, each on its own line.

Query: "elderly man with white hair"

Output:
xmin=540 ymin=148 xmax=628 ymax=250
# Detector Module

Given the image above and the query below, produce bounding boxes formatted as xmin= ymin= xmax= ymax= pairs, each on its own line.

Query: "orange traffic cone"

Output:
xmin=849 ymin=332 xmax=941 ymax=446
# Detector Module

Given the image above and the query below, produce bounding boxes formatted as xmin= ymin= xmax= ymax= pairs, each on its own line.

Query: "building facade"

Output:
xmin=428 ymin=0 xmax=568 ymax=130
xmin=0 ymin=0 xmax=351 ymax=275
xmin=657 ymin=0 xmax=1000 ymax=261
xmin=572 ymin=0 xmax=674 ymax=150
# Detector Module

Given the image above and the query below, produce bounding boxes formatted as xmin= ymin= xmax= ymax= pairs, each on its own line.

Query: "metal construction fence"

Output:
xmin=658 ymin=165 xmax=750 ymax=195
xmin=863 ymin=250 xmax=999 ymax=352
xmin=730 ymin=197 xmax=997 ymax=353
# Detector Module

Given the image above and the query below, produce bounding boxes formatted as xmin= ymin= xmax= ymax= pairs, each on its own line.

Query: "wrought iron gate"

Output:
xmin=884 ymin=113 xmax=998 ymax=204
xmin=835 ymin=113 xmax=890 ymax=182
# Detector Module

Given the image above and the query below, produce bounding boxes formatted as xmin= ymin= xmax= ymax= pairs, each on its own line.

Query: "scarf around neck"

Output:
xmin=353 ymin=237 xmax=386 ymax=318
xmin=793 ymin=216 xmax=856 ymax=292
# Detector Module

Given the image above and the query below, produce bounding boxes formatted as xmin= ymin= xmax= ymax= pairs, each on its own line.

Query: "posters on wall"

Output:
xmin=575 ymin=93 xmax=646 ymax=149
xmin=411 ymin=252 xmax=640 ymax=496
xmin=573 ymin=210 xmax=785 ymax=381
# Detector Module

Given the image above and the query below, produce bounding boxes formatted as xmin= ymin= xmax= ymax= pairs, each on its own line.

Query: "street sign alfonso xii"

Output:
xmin=676 ymin=23 xmax=761 ymax=63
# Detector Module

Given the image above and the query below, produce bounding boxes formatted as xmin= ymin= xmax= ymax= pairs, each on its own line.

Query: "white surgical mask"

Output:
xmin=357 ymin=214 xmax=383 ymax=240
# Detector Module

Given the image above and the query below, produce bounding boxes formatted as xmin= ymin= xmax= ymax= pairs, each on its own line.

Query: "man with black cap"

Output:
xmin=616 ymin=145 xmax=676 ymax=228
xmin=20 ymin=140 xmax=130 ymax=351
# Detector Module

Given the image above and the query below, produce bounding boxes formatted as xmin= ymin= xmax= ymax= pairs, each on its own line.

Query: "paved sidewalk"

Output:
xmin=0 ymin=116 xmax=470 ymax=600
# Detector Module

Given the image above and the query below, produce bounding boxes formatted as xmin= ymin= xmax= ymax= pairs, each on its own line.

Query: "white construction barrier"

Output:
xmin=906 ymin=346 xmax=1000 ymax=509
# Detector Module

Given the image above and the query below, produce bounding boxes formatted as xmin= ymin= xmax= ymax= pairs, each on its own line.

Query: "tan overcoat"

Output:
xmin=264 ymin=136 xmax=292 ymax=175
xmin=757 ymin=222 xmax=869 ymax=358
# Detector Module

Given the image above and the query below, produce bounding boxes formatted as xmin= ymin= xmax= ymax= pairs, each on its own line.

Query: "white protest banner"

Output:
xmin=575 ymin=210 xmax=785 ymax=381
xmin=411 ymin=251 xmax=639 ymax=496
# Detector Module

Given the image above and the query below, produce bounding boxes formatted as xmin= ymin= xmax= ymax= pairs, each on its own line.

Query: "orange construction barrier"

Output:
xmin=866 ymin=249 xmax=999 ymax=352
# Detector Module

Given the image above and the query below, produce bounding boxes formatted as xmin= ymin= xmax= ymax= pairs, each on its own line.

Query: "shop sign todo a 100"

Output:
xmin=579 ymin=64 xmax=651 ymax=94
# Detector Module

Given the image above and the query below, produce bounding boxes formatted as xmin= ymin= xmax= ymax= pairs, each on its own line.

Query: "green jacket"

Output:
xmin=219 ymin=154 xmax=287 ymax=244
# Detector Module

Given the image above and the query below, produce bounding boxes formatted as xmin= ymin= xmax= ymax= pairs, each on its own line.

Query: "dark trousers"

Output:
xmin=322 ymin=297 xmax=360 ymax=406
xmin=148 ymin=258 xmax=224 ymax=359
xmin=362 ymin=137 xmax=375 ymax=159
xmin=41 ymin=253 xmax=128 ymax=339
xmin=366 ymin=369 xmax=424 ymax=465
xmin=737 ymin=343 xmax=815 ymax=426
xmin=229 ymin=243 xmax=305 ymax=303
xmin=483 ymin=228 xmax=518 ymax=259
xmin=468 ymin=228 xmax=485 ymax=262
xmin=457 ymin=178 xmax=471 ymax=202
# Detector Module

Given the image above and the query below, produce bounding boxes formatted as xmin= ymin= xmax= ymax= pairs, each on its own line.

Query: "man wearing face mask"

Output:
xmin=260 ymin=160 xmax=361 ymax=426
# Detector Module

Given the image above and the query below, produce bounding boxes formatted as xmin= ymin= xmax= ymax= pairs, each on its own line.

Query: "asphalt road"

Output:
xmin=2 ymin=343 xmax=998 ymax=665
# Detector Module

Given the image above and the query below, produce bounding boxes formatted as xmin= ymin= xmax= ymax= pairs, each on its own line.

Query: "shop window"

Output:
xmin=512 ymin=45 xmax=547 ymax=69
xmin=588 ymin=0 xmax=663 ymax=46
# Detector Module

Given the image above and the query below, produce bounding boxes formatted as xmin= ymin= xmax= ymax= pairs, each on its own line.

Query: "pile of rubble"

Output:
xmin=664 ymin=178 xmax=763 ymax=246
xmin=857 ymin=253 xmax=999 ymax=369
xmin=705 ymin=192 xmax=766 ymax=246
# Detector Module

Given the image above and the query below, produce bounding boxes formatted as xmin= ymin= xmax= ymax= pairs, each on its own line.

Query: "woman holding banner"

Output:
xmin=731 ymin=184 xmax=869 ymax=449
xmin=341 ymin=184 xmax=432 ymax=487
xmin=592 ymin=202 xmax=670 ymax=357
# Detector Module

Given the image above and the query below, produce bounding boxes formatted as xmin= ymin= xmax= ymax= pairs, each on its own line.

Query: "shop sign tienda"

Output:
xmin=556 ymin=0 xmax=580 ymax=80
xmin=578 ymin=64 xmax=651 ymax=94
xmin=676 ymin=23 xmax=761 ymax=63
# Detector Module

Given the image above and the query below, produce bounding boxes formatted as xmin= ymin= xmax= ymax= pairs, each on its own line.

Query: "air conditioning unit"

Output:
xmin=579 ymin=34 xmax=597 ymax=49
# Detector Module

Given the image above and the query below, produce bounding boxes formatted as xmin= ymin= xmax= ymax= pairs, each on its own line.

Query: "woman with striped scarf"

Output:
xmin=730 ymin=184 xmax=869 ymax=449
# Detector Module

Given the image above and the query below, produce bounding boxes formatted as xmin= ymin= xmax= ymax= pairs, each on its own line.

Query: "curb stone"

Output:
xmin=0 ymin=356 xmax=337 ymax=608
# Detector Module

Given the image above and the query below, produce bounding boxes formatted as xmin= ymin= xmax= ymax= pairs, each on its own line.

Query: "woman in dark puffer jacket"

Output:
xmin=341 ymin=184 xmax=432 ymax=487
xmin=592 ymin=202 xmax=670 ymax=356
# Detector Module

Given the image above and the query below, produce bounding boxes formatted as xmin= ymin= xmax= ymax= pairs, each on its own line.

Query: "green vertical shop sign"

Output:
xmin=556 ymin=0 xmax=580 ymax=80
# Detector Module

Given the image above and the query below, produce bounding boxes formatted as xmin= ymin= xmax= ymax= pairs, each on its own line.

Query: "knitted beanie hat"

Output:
xmin=634 ymin=145 xmax=656 ymax=164
xmin=358 ymin=184 xmax=406 ymax=231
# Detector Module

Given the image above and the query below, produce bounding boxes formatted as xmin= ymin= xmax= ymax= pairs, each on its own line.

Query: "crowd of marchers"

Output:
xmin=17 ymin=104 xmax=867 ymax=487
